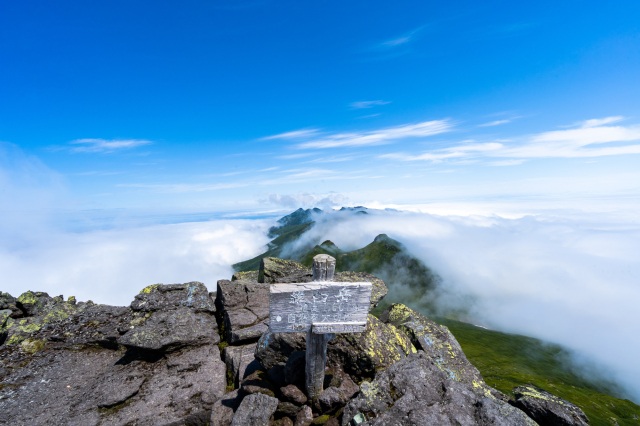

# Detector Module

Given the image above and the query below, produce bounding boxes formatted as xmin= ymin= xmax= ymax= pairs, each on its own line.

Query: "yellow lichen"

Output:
xmin=140 ymin=284 xmax=160 ymax=294
xmin=17 ymin=291 xmax=38 ymax=305
xmin=21 ymin=338 xmax=46 ymax=354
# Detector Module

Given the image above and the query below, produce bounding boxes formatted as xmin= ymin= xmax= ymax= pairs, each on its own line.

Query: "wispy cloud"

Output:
xmin=350 ymin=100 xmax=391 ymax=109
xmin=290 ymin=119 xmax=453 ymax=149
xmin=478 ymin=119 xmax=512 ymax=127
xmin=376 ymin=25 xmax=426 ymax=50
xmin=383 ymin=117 xmax=640 ymax=163
xmin=261 ymin=129 xmax=320 ymax=141
xmin=118 ymin=182 xmax=247 ymax=193
xmin=69 ymin=138 xmax=152 ymax=153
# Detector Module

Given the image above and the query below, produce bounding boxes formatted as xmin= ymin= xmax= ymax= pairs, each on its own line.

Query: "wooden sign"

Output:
xmin=268 ymin=254 xmax=372 ymax=401
xmin=269 ymin=282 xmax=371 ymax=333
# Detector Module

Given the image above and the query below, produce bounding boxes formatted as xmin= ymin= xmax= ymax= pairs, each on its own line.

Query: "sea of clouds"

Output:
xmin=289 ymin=209 xmax=640 ymax=402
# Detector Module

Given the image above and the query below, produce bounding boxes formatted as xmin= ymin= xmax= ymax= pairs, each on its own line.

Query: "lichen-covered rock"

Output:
xmin=118 ymin=307 xmax=219 ymax=351
xmin=512 ymin=385 xmax=589 ymax=425
xmin=382 ymin=303 xmax=485 ymax=385
xmin=230 ymin=392 xmax=279 ymax=426
xmin=334 ymin=271 xmax=387 ymax=308
xmin=131 ymin=281 xmax=215 ymax=313
xmin=341 ymin=352 xmax=537 ymax=426
xmin=259 ymin=257 xmax=312 ymax=284
xmin=328 ymin=314 xmax=416 ymax=379
xmin=216 ymin=279 xmax=270 ymax=344
xmin=0 ymin=283 xmax=227 ymax=425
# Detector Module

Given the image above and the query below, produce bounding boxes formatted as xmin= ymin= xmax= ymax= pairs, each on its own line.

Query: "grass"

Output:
xmin=437 ymin=318 xmax=640 ymax=425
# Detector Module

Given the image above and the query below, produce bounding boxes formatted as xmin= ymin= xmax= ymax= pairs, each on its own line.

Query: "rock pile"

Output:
xmin=0 ymin=258 xmax=588 ymax=425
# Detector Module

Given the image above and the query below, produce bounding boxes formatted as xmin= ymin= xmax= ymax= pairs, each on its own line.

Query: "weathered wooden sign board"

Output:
xmin=269 ymin=282 xmax=371 ymax=333
xmin=268 ymin=254 xmax=372 ymax=400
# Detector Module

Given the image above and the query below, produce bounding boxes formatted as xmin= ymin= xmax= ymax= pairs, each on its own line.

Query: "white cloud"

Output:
xmin=265 ymin=192 xmax=349 ymax=209
xmin=478 ymin=119 xmax=511 ymax=127
xmin=296 ymin=119 xmax=453 ymax=149
xmin=262 ymin=129 xmax=320 ymax=140
xmin=350 ymin=100 xmax=391 ymax=109
xmin=69 ymin=138 xmax=152 ymax=153
xmin=384 ymin=117 xmax=640 ymax=163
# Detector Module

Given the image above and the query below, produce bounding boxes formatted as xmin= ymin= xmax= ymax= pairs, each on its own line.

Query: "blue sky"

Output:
xmin=2 ymin=0 xmax=640 ymax=218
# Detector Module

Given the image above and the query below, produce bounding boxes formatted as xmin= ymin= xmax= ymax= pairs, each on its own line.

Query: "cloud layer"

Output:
xmin=286 ymin=209 xmax=640 ymax=402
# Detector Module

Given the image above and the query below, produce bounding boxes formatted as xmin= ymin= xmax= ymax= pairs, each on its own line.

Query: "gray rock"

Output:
xmin=230 ymin=393 xmax=279 ymax=426
xmin=223 ymin=343 xmax=259 ymax=388
xmin=512 ymin=385 xmax=589 ymax=425
xmin=216 ymin=279 xmax=270 ymax=344
xmin=255 ymin=331 xmax=307 ymax=370
xmin=118 ymin=307 xmax=219 ymax=351
xmin=0 ymin=285 xmax=227 ymax=425
xmin=280 ymin=384 xmax=308 ymax=405
xmin=258 ymin=257 xmax=312 ymax=284
xmin=294 ymin=405 xmax=314 ymax=426
xmin=0 ymin=292 xmax=22 ymax=318
xmin=211 ymin=390 xmax=241 ymax=426
xmin=341 ymin=352 xmax=537 ymax=426
xmin=382 ymin=303 xmax=484 ymax=385
xmin=130 ymin=281 xmax=216 ymax=313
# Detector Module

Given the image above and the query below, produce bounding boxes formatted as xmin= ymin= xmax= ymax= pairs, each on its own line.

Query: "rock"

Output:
xmin=281 ymin=384 xmax=308 ymax=405
xmin=334 ymin=271 xmax=388 ymax=308
xmin=130 ymin=281 xmax=215 ymax=313
xmin=255 ymin=331 xmax=307 ymax=370
xmin=216 ymin=279 xmax=270 ymax=344
xmin=316 ymin=375 xmax=359 ymax=413
xmin=284 ymin=350 xmax=306 ymax=387
xmin=241 ymin=370 xmax=277 ymax=397
xmin=512 ymin=384 xmax=589 ymax=425
xmin=294 ymin=405 xmax=314 ymax=426
xmin=0 ymin=284 xmax=227 ymax=425
xmin=223 ymin=343 xmax=260 ymax=388
xmin=277 ymin=401 xmax=301 ymax=417
xmin=118 ymin=307 xmax=219 ymax=351
xmin=259 ymin=257 xmax=312 ymax=284
xmin=328 ymin=314 xmax=416 ymax=379
xmin=341 ymin=352 xmax=537 ymax=426
xmin=230 ymin=393 xmax=279 ymax=426
xmin=232 ymin=270 xmax=260 ymax=281
xmin=0 ymin=292 xmax=23 ymax=318
xmin=382 ymin=303 xmax=485 ymax=384
xmin=211 ymin=389 xmax=241 ymax=426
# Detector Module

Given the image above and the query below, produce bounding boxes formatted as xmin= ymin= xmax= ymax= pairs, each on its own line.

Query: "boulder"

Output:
xmin=382 ymin=303 xmax=485 ymax=385
xmin=230 ymin=393 xmax=279 ymax=426
xmin=130 ymin=281 xmax=215 ymax=313
xmin=118 ymin=307 xmax=219 ymax=351
xmin=223 ymin=343 xmax=260 ymax=388
xmin=328 ymin=314 xmax=416 ymax=379
xmin=0 ymin=283 xmax=227 ymax=425
xmin=341 ymin=352 xmax=537 ymax=426
xmin=512 ymin=385 xmax=589 ymax=425
xmin=259 ymin=257 xmax=312 ymax=284
xmin=0 ymin=291 xmax=23 ymax=318
xmin=216 ymin=279 xmax=270 ymax=344
xmin=211 ymin=389 xmax=241 ymax=426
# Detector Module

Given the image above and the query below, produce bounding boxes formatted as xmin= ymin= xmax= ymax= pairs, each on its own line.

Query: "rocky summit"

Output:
xmin=0 ymin=259 xmax=588 ymax=425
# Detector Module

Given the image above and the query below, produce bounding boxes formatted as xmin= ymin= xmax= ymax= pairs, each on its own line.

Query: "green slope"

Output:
xmin=438 ymin=318 xmax=640 ymax=425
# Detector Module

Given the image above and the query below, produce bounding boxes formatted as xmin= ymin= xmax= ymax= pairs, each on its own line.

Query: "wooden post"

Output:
xmin=306 ymin=254 xmax=335 ymax=400
xmin=268 ymin=254 xmax=372 ymax=401
xmin=312 ymin=254 xmax=336 ymax=281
